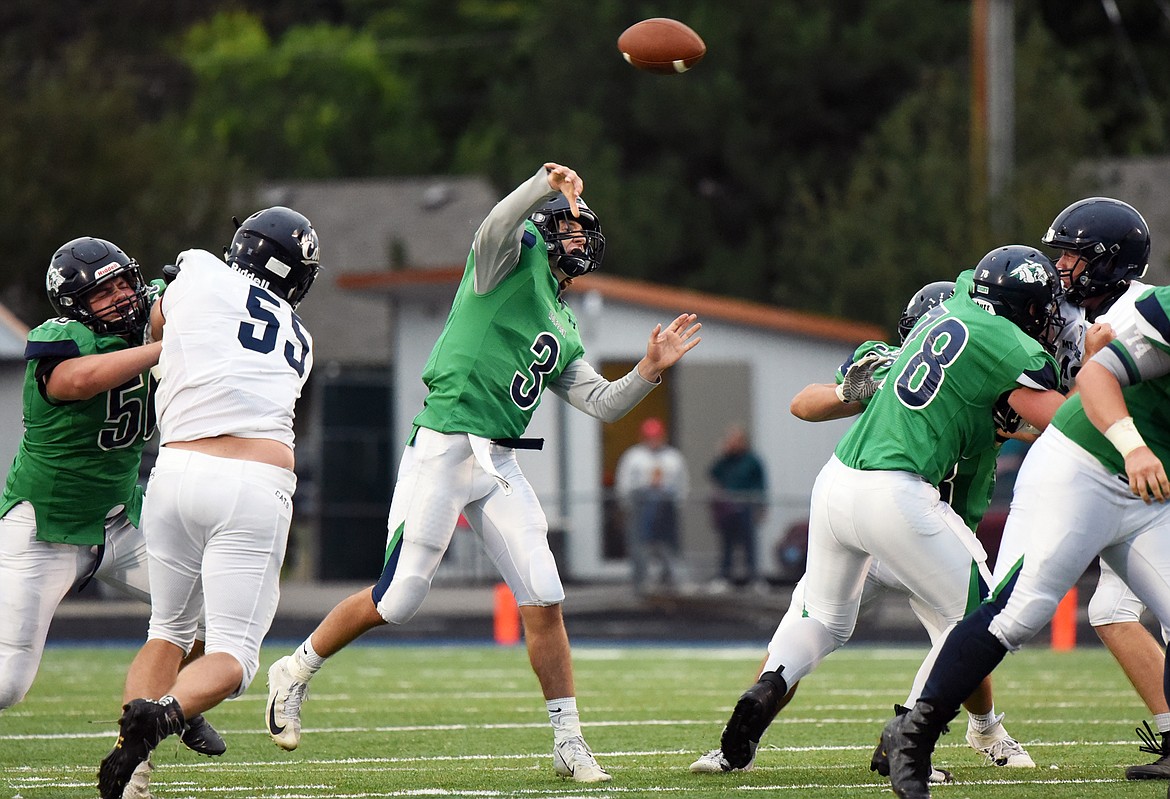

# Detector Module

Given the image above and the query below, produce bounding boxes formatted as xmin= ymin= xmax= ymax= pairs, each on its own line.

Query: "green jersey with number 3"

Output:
xmin=413 ymin=220 xmax=586 ymax=439
xmin=834 ymin=271 xmax=1060 ymax=488
xmin=0 ymin=318 xmax=153 ymax=545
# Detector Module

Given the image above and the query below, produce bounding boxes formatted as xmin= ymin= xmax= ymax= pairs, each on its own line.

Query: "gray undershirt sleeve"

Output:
xmin=471 ymin=168 xmax=557 ymax=294
xmin=550 ymin=359 xmax=658 ymax=422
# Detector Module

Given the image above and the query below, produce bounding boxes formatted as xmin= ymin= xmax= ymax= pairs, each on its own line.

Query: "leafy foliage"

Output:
xmin=179 ymin=12 xmax=443 ymax=178
xmin=0 ymin=0 xmax=1167 ymax=330
xmin=0 ymin=41 xmax=241 ymax=323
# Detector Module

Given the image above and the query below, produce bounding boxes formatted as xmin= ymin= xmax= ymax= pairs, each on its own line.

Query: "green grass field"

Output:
xmin=0 ymin=642 xmax=1164 ymax=798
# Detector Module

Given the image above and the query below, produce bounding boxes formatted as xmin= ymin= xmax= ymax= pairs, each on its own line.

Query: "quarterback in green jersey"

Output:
xmin=0 ymin=237 xmax=222 ymax=759
xmin=266 ymin=163 xmax=702 ymax=783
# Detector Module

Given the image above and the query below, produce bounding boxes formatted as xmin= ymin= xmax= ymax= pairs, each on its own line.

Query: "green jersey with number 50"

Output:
xmin=0 ymin=318 xmax=154 ymax=545
xmin=834 ymin=272 xmax=1060 ymax=487
xmin=413 ymin=220 xmax=586 ymax=439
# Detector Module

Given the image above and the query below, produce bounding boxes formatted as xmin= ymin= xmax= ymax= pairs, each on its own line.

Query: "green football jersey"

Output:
xmin=0 ymin=318 xmax=154 ymax=545
xmin=836 ymin=337 xmax=998 ymax=530
xmin=834 ymin=272 xmax=1060 ymax=487
xmin=1052 ymin=285 xmax=1170 ymax=474
xmin=413 ymin=220 xmax=586 ymax=439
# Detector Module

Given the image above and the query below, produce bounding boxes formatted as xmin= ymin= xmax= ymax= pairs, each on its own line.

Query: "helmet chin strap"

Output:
xmin=550 ymin=263 xmax=574 ymax=294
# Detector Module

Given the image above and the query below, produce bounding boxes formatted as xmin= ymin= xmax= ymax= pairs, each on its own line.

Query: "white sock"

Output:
xmin=295 ymin=637 xmax=326 ymax=674
xmin=1155 ymin=712 xmax=1170 ymax=735
xmin=968 ymin=708 xmax=998 ymax=733
xmin=547 ymin=696 xmax=582 ymax=741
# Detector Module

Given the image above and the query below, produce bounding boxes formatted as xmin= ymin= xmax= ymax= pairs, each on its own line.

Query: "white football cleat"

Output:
xmin=689 ymin=744 xmax=756 ymax=773
xmin=966 ymin=714 xmax=1036 ymax=767
xmin=553 ymin=736 xmax=612 ymax=783
xmin=266 ymin=655 xmax=312 ymax=751
xmin=123 ymin=756 xmax=154 ymax=799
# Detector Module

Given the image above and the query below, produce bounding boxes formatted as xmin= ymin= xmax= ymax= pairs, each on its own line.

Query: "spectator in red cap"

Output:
xmin=615 ymin=417 xmax=689 ymax=595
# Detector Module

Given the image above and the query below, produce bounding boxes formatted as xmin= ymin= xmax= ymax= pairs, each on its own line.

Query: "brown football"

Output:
xmin=617 ymin=18 xmax=706 ymax=75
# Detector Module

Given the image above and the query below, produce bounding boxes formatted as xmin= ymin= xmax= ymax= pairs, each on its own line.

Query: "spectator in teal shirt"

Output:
xmin=708 ymin=424 xmax=767 ymax=590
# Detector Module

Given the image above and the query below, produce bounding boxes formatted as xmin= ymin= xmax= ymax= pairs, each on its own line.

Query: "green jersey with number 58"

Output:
xmin=835 ymin=337 xmax=999 ymax=531
xmin=834 ymin=272 xmax=1060 ymax=487
xmin=0 ymin=318 xmax=154 ymax=545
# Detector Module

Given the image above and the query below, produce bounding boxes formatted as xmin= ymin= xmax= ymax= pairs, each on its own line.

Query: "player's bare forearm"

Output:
xmin=1006 ymin=387 xmax=1065 ymax=431
xmin=149 ymin=298 xmax=165 ymax=344
xmin=1078 ymin=361 xmax=1132 ymax=433
xmin=1078 ymin=361 xmax=1170 ymax=502
xmin=790 ymin=383 xmax=863 ymax=422
xmin=637 ymin=313 xmax=701 ymax=381
xmin=45 ymin=340 xmax=163 ymax=401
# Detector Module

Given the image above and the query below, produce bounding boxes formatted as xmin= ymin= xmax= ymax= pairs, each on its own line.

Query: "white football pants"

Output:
xmin=986 ymin=427 xmax=1170 ymax=650
xmin=142 ymin=447 xmax=294 ymax=696
xmin=0 ymin=501 xmax=151 ymax=709
xmin=373 ymin=427 xmax=564 ymax=626
xmin=763 ymin=456 xmax=985 ymax=686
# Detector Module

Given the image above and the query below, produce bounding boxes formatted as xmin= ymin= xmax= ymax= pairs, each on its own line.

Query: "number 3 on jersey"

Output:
xmin=237 ymin=285 xmax=310 ymax=376
xmin=894 ymin=316 xmax=969 ymax=409
xmin=511 ymin=332 xmax=560 ymax=410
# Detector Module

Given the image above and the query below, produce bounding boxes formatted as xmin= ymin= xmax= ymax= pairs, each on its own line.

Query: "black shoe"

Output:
xmin=181 ymin=713 xmax=227 ymax=757
xmin=98 ymin=697 xmax=185 ymax=799
xmin=881 ymin=702 xmax=948 ymax=799
xmin=871 ymin=704 xmax=910 ymax=777
xmin=872 ymin=705 xmax=954 ymax=785
xmin=720 ymin=670 xmax=787 ymax=770
xmin=1127 ymin=720 xmax=1170 ymax=780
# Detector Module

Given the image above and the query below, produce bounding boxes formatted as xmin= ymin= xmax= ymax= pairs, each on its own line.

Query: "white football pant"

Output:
xmin=142 ymin=447 xmax=294 ymax=697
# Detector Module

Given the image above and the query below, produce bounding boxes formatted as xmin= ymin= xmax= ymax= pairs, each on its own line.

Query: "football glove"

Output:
xmin=992 ymin=393 xmax=1023 ymax=435
xmin=992 ymin=392 xmax=1041 ymax=440
xmin=836 ymin=351 xmax=891 ymax=403
xmin=162 ymin=263 xmax=181 ymax=284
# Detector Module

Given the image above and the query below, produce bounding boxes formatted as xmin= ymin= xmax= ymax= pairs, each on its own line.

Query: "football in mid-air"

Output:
xmin=617 ymin=18 xmax=706 ymax=75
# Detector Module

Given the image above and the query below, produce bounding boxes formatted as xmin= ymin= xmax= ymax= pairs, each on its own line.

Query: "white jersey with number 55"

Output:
xmin=155 ymin=248 xmax=313 ymax=449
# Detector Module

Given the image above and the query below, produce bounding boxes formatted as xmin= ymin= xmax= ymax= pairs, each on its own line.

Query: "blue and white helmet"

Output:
xmin=971 ymin=245 xmax=1064 ymax=342
xmin=226 ymin=206 xmax=321 ymax=308
xmin=529 ymin=195 xmax=606 ymax=277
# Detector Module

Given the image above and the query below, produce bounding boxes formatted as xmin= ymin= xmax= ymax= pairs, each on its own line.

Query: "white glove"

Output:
xmin=836 ymin=351 xmax=891 ymax=403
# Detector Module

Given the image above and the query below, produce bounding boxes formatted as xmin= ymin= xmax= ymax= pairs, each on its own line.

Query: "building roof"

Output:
xmin=259 ymin=175 xmax=499 ymax=364
xmin=259 ymin=175 xmax=498 ymax=272
xmin=0 ymin=302 xmax=29 ymax=359
xmin=337 ymin=267 xmax=887 ymax=344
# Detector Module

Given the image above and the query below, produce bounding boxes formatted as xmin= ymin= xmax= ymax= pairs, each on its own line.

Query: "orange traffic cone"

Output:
xmin=1051 ymin=586 xmax=1077 ymax=651
xmin=494 ymin=582 xmax=521 ymax=646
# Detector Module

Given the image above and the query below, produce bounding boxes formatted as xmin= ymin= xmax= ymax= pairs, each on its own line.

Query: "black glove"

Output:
xmin=162 ymin=263 xmax=181 ymax=284
xmin=992 ymin=393 xmax=1024 ymax=436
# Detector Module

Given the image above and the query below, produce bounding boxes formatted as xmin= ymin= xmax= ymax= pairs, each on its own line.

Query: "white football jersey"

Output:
xmin=155 ymin=249 xmax=313 ymax=448
xmin=1050 ymin=298 xmax=1087 ymax=388
xmin=1052 ymin=281 xmax=1149 ymax=386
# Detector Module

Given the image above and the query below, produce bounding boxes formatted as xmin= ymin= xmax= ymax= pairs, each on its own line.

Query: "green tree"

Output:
xmin=776 ymin=18 xmax=1102 ymax=333
xmin=179 ymin=11 xmax=443 ymax=178
xmin=1034 ymin=0 xmax=1170 ymax=154
xmin=2 ymin=0 xmax=1167 ymax=328
xmin=0 ymin=42 xmax=241 ymax=325
xmin=448 ymin=1 xmax=976 ymax=320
